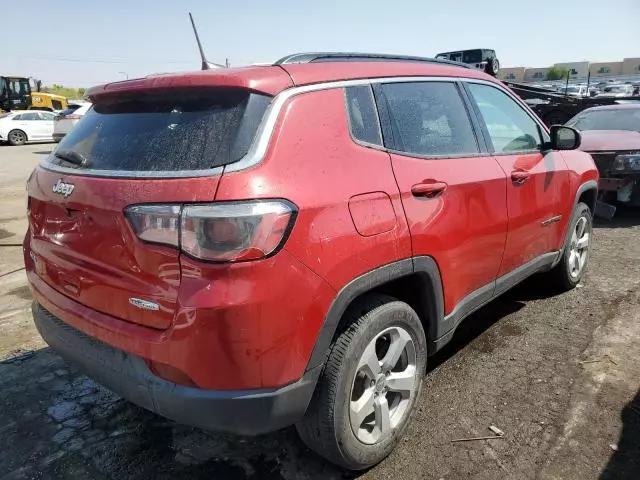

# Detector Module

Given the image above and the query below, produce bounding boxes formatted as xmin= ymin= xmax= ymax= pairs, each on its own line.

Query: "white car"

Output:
xmin=562 ymin=85 xmax=589 ymax=97
xmin=596 ymin=84 xmax=635 ymax=98
xmin=53 ymin=103 xmax=91 ymax=142
xmin=0 ymin=110 xmax=56 ymax=146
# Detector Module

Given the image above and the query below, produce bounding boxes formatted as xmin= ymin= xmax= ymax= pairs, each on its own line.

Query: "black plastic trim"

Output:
xmin=33 ymin=303 xmax=320 ymax=436
xmin=434 ymin=252 xmax=559 ymax=351
xmin=574 ymin=179 xmax=599 ymax=211
xmin=554 ymin=179 xmax=598 ymax=265
xmin=494 ymin=251 xmax=557 ymax=297
xmin=305 ymin=256 xmax=444 ymax=369
xmin=438 ymin=281 xmax=495 ymax=339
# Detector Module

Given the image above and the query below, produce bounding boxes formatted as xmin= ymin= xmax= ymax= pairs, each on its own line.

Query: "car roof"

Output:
xmin=580 ymin=103 xmax=640 ymax=113
xmin=85 ymin=53 xmax=499 ymax=101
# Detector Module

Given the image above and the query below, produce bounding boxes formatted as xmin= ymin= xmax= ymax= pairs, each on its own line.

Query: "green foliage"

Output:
xmin=42 ymin=84 xmax=87 ymax=100
xmin=546 ymin=66 xmax=569 ymax=81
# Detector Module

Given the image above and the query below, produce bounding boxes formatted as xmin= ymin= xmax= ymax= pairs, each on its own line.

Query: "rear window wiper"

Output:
xmin=54 ymin=149 xmax=91 ymax=168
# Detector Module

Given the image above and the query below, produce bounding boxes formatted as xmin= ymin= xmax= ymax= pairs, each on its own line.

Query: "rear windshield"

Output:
xmin=49 ymin=88 xmax=271 ymax=172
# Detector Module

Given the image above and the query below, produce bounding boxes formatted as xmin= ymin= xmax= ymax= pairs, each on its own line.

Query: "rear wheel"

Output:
xmin=545 ymin=202 xmax=592 ymax=291
xmin=297 ymin=294 xmax=427 ymax=470
xmin=8 ymin=129 xmax=27 ymax=146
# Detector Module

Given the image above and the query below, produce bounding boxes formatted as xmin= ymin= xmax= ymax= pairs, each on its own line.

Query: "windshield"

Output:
xmin=564 ymin=86 xmax=582 ymax=93
xmin=462 ymin=50 xmax=483 ymax=63
xmin=50 ymin=88 xmax=271 ymax=172
xmin=567 ymin=109 xmax=640 ymax=131
xmin=8 ymin=78 xmax=30 ymax=97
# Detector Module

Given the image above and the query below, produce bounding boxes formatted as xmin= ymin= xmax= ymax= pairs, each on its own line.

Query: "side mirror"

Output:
xmin=549 ymin=125 xmax=581 ymax=150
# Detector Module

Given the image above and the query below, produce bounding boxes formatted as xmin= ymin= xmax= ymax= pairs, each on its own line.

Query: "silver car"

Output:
xmin=53 ymin=103 xmax=91 ymax=142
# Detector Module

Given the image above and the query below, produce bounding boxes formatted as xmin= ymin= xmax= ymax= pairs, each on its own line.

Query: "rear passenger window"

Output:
xmin=380 ymin=82 xmax=479 ymax=156
xmin=345 ymin=85 xmax=382 ymax=146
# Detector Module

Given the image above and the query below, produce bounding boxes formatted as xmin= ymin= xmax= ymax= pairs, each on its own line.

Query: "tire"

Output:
xmin=8 ymin=129 xmax=27 ymax=146
xmin=545 ymin=202 xmax=593 ymax=291
xmin=296 ymin=294 xmax=427 ymax=470
xmin=485 ymin=57 xmax=500 ymax=76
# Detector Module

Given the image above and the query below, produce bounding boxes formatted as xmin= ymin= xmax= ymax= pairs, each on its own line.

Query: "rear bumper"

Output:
xmin=33 ymin=302 xmax=321 ymax=435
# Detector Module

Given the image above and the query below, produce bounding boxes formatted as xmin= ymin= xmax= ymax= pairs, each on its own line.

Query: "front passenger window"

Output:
xmin=467 ymin=83 xmax=543 ymax=153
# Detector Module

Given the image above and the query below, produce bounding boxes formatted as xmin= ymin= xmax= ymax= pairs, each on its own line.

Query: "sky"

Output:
xmin=4 ymin=0 xmax=640 ymax=88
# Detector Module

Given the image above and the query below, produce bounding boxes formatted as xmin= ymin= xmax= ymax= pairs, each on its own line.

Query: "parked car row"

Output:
xmin=0 ymin=102 xmax=90 ymax=145
xmin=533 ymin=82 xmax=640 ymax=98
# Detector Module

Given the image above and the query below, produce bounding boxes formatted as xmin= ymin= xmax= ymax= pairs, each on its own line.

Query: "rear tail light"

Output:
xmin=125 ymin=200 xmax=296 ymax=262
xmin=125 ymin=205 xmax=181 ymax=247
xmin=64 ymin=114 xmax=82 ymax=120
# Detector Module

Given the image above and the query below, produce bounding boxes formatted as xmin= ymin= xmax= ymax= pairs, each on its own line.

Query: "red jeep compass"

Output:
xmin=25 ymin=53 xmax=598 ymax=470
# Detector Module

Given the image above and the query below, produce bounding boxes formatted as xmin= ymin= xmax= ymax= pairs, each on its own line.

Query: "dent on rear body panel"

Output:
xmin=26 ymin=166 xmax=221 ymax=330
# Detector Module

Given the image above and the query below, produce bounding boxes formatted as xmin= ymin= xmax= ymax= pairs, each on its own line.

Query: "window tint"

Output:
xmin=381 ymin=82 xmax=479 ymax=156
xmin=345 ymin=85 xmax=382 ymax=146
xmin=21 ymin=112 xmax=41 ymax=121
xmin=12 ymin=114 xmax=23 ymax=121
xmin=40 ymin=112 xmax=55 ymax=120
xmin=467 ymin=83 xmax=543 ymax=153
xmin=50 ymin=88 xmax=271 ymax=172
xmin=9 ymin=79 xmax=29 ymax=96
xmin=462 ymin=50 xmax=483 ymax=63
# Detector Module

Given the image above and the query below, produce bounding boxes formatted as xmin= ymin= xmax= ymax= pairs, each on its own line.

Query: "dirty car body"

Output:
xmin=24 ymin=53 xmax=599 ymax=470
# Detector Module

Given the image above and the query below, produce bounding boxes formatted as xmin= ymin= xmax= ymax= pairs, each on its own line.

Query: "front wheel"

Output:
xmin=545 ymin=202 xmax=593 ymax=291
xmin=296 ymin=294 xmax=427 ymax=470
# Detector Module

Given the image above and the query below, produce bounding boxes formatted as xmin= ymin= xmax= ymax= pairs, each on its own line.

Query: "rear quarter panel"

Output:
xmin=216 ymin=88 xmax=412 ymax=289
xmin=213 ymin=88 xmax=412 ymax=383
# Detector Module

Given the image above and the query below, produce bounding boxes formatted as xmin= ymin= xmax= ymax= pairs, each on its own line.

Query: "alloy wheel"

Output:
xmin=349 ymin=326 xmax=417 ymax=445
xmin=9 ymin=130 xmax=26 ymax=145
xmin=568 ymin=215 xmax=589 ymax=278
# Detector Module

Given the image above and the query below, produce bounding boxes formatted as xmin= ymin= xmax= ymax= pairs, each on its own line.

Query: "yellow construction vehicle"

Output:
xmin=29 ymin=92 xmax=68 ymax=111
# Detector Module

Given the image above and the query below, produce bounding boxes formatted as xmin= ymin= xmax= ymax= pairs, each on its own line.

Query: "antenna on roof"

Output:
xmin=189 ymin=12 xmax=224 ymax=70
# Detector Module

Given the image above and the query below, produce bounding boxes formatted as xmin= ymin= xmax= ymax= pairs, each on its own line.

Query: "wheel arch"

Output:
xmin=556 ymin=179 xmax=598 ymax=262
xmin=577 ymin=181 xmax=598 ymax=214
xmin=305 ymin=256 xmax=445 ymax=372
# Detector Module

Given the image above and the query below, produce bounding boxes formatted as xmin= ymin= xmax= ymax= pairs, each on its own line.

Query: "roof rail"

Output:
xmin=273 ymin=52 xmax=472 ymax=69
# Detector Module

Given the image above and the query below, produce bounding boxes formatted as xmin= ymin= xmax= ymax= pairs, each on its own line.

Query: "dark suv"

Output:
xmin=25 ymin=53 xmax=598 ymax=470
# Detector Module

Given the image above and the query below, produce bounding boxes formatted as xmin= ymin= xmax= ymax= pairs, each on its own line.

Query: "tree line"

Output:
xmin=42 ymin=84 xmax=86 ymax=99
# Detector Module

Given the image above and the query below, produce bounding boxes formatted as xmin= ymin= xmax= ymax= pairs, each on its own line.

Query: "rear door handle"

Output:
xmin=511 ymin=170 xmax=530 ymax=184
xmin=411 ymin=181 xmax=448 ymax=198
